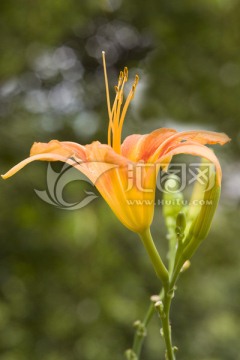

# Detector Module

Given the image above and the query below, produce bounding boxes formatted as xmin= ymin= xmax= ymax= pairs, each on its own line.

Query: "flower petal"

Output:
xmin=2 ymin=153 xmax=77 ymax=179
xmin=82 ymin=142 xmax=156 ymax=232
xmin=2 ymin=140 xmax=87 ymax=179
xmin=172 ymin=130 xmax=231 ymax=146
xmin=30 ymin=140 xmax=87 ymax=160
xmin=157 ymin=142 xmax=223 ymax=185
xmin=85 ymin=141 xmax=129 ymax=166
xmin=91 ymin=162 xmax=156 ymax=232
xmin=121 ymin=128 xmax=177 ymax=162
xmin=121 ymin=134 xmax=143 ymax=160
xmin=150 ymin=130 xmax=230 ymax=162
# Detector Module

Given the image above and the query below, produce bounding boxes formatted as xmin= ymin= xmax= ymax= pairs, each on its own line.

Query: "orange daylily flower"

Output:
xmin=2 ymin=53 xmax=230 ymax=233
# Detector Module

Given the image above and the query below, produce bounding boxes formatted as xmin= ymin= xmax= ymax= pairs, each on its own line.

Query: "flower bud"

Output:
xmin=125 ymin=349 xmax=138 ymax=360
xmin=189 ymin=175 xmax=220 ymax=241
xmin=176 ymin=212 xmax=186 ymax=233
xmin=180 ymin=260 xmax=191 ymax=273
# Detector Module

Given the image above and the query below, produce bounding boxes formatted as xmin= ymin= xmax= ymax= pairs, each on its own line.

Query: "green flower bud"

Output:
xmin=189 ymin=176 xmax=220 ymax=241
xmin=125 ymin=349 xmax=138 ymax=360
xmin=176 ymin=212 xmax=187 ymax=233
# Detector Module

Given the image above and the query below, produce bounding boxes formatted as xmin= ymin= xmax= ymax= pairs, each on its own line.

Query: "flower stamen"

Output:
xmin=119 ymin=74 xmax=139 ymax=130
xmin=102 ymin=51 xmax=139 ymax=154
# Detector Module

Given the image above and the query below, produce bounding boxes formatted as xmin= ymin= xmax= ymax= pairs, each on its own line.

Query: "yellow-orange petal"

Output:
xmin=121 ymin=134 xmax=143 ymax=160
xmin=121 ymin=128 xmax=177 ymax=162
xmin=157 ymin=142 xmax=222 ymax=185
xmin=1 ymin=153 xmax=77 ymax=179
xmin=60 ymin=141 xmax=87 ymax=161
xmin=150 ymin=130 xmax=231 ymax=162
xmin=85 ymin=141 xmax=130 ymax=166
xmin=30 ymin=140 xmax=86 ymax=160
xmin=170 ymin=130 xmax=231 ymax=146
xmin=2 ymin=140 xmax=87 ymax=179
xmin=83 ymin=142 xmax=156 ymax=232
xmin=92 ymin=163 xmax=156 ymax=232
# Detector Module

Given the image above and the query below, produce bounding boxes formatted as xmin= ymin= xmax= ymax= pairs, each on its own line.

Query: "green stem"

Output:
xmin=138 ymin=229 xmax=176 ymax=359
xmin=170 ymin=235 xmax=198 ymax=289
xmin=167 ymin=224 xmax=177 ymax=278
xmin=131 ymin=290 xmax=164 ymax=358
xmin=160 ymin=290 xmax=176 ymax=360
xmin=126 ymin=229 xmax=180 ymax=360
xmin=139 ymin=228 xmax=169 ymax=287
xmin=132 ymin=303 xmax=155 ymax=358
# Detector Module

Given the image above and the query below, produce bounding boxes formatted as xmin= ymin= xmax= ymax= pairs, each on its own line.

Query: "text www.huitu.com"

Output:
xmin=126 ymin=199 xmax=213 ymax=206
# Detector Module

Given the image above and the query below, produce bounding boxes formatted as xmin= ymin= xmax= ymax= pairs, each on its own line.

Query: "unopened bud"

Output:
xmin=155 ymin=300 xmax=164 ymax=311
xmin=133 ymin=320 xmax=147 ymax=337
xmin=133 ymin=320 xmax=141 ymax=328
xmin=189 ymin=178 xmax=220 ymax=241
xmin=125 ymin=349 xmax=137 ymax=360
xmin=150 ymin=295 xmax=161 ymax=303
xmin=176 ymin=212 xmax=186 ymax=233
xmin=180 ymin=260 xmax=191 ymax=273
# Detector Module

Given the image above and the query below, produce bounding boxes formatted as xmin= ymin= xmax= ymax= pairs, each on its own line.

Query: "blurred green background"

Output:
xmin=0 ymin=0 xmax=239 ymax=359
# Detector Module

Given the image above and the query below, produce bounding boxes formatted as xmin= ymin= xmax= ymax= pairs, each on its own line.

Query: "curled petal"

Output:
xmin=2 ymin=140 xmax=87 ymax=179
xmin=170 ymin=130 xmax=231 ymax=146
xmin=150 ymin=130 xmax=231 ymax=162
xmin=158 ymin=142 xmax=223 ymax=185
xmin=2 ymin=153 xmax=78 ymax=179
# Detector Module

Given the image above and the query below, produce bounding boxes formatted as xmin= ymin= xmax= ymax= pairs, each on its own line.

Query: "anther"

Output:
xmin=131 ymin=83 xmax=138 ymax=100
xmin=123 ymin=67 xmax=128 ymax=81
xmin=118 ymin=71 xmax=124 ymax=85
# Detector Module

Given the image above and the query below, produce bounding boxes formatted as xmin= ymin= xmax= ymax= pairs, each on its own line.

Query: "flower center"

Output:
xmin=102 ymin=51 xmax=139 ymax=154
